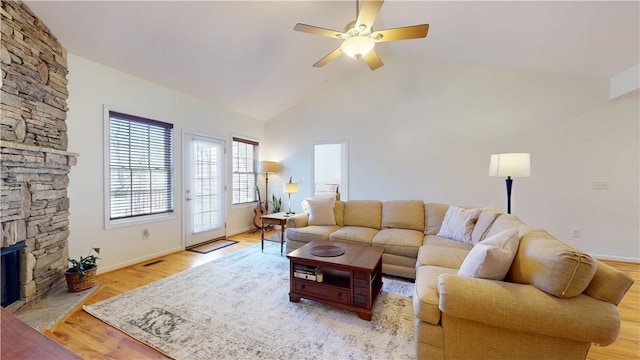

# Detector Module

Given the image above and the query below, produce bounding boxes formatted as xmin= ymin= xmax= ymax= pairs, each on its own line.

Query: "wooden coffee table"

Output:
xmin=287 ymin=240 xmax=384 ymax=321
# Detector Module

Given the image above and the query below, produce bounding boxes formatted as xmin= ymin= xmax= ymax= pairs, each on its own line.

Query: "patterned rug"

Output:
xmin=84 ymin=243 xmax=416 ymax=360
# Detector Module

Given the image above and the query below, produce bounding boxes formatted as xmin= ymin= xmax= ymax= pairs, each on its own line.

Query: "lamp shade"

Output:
xmin=258 ymin=161 xmax=278 ymax=173
xmin=341 ymin=36 xmax=375 ymax=59
xmin=488 ymin=153 xmax=531 ymax=178
xmin=284 ymin=183 xmax=298 ymax=194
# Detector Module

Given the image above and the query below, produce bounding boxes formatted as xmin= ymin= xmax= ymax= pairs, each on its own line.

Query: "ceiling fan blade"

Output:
xmin=294 ymin=23 xmax=344 ymax=39
xmin=313 ymin=47 xmax=343 ymax=68
xmin=363 ymin=50 xmax=383 ymax=71
xmin=372 ymin=24 xmax=429 ymax=42
xmin=356 ymin=0 xmax=384 ymax=32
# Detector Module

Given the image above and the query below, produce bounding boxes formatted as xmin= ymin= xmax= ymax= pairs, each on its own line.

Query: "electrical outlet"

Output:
xmin=592 ymin=181 xmax=609 ymax=190
xmin=143 ymin=229 xmax=150 ymax=240
xmin=571 ymin=229 xmax=581 ymax=238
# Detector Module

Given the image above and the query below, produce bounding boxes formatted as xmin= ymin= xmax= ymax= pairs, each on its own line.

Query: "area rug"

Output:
xmin=186 ymin=239 xmax=238 ymax=254
xmin=84 ymin=243 xmax=416 ymax=360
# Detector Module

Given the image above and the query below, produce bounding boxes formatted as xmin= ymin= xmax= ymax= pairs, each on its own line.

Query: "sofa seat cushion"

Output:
xmin=343 ymin=200 xmax=382 ymax=229
xmin=382 ymin=254 xmax=417 ymax=279
xmin=423 ymin=235 xmax=474 ymax=250
xmin=330 ymin=226 xmax=379 ymax=245
xmin=507 ymin=228 xmax=597 ymax=298
xmin=382 ymin=200 xmax=425 ymax=231
xmin=417 ymin=245 xmax=470 ymax=269
xmin=372 ymin=228 xmax=423 ymax=257
xmin=414 ymin=265 xmax=458 ymax=325
xmin=285 ymin=225 xmax=340 ymax=243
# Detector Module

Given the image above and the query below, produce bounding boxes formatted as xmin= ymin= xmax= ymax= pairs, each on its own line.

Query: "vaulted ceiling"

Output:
xmin=25 ymin=1 xmax=640 ymax=121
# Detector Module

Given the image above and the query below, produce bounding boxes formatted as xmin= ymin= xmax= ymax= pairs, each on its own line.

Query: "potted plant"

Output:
xmin=270 ymin=194 xmax=283 ymax=214
xmin=65 ymin=247 xmax=100 ymax=292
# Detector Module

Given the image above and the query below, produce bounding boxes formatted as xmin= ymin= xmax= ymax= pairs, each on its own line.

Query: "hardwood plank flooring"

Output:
xmin=41 ymin=232 xmax=639 ymax=359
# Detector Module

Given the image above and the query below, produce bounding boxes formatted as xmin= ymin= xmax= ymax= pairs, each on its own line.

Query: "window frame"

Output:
xmin=231 ymin=136 xmax=259 ymax=206
xmin=103 ymin=106 xmax=176 ymax=229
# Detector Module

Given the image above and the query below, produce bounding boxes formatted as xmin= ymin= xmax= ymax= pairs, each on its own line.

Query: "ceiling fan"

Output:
xmin=293 ymin=0 xmax=429 ymax=71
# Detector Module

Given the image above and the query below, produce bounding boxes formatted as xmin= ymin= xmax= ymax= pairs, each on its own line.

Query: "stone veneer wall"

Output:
xmin=1 ymin=1 xmax=77 ymax=310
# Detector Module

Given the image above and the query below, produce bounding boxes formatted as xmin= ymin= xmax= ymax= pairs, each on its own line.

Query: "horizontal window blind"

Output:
xmin=232 ymin=137 xmax=258 ymax=204
xmin=109 ymin=111 xmax=174 ymax=220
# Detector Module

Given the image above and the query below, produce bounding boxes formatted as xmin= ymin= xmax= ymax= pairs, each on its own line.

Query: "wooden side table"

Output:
xmin=260 ymin=212 xmax=289 ymax=254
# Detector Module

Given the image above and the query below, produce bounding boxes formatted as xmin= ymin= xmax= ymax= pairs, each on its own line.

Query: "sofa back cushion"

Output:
xmin=470 ymin=208 xmax=501 ymax=244
xmin=343 ymin=200 xmax=382 ymax=229
xmin=484 ymin=213 xmax=529 ymax=238
xmin=584 ymin=260 xmax=634 ymax=305
xmin=425 ymin=203 xmax=449 ymax=235
xmin=382 ymin=200 xmax=425 ymax=231
xmin=507 ymin=228 xmax=596 ymax=298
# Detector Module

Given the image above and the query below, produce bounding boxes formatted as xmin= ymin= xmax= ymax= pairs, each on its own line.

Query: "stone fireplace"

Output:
xmin=1 ymin=1 xmax=76 ymax=310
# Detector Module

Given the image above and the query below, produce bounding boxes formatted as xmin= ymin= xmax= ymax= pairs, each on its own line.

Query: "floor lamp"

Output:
xmin=284 ymin=178 xmax=298 ymax=216
xmin=489 ymin=153 xmax=531 ymax=214
xmin=258 ymin=161 xmax=279 ymax=212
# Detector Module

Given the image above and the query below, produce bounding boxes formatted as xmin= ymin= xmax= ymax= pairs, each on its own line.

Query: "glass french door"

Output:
xmin=184 ymin=133 xmax=225 ymax=247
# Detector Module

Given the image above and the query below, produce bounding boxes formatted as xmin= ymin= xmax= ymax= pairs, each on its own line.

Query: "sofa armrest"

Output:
xmin=285 ymin=213 xmax=308 ymax=228
xmin=437 ymin=273 xmax=621 ymax=346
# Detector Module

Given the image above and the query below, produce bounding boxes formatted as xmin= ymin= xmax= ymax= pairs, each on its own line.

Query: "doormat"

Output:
xmin=187 ymin=240 xmax=238 ymax=254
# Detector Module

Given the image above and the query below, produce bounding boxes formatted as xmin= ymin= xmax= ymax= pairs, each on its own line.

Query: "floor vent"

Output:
xmin=143 ymin=260 xmax=164 ymax=267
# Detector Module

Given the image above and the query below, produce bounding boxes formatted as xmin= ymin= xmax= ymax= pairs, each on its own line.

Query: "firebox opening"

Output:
xmin=1 ymin=242 xmax=26 ymax=308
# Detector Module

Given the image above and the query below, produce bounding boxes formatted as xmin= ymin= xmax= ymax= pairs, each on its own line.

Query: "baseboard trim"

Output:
xmin=96 ymin=246 xmax=184 ymax=275
xmin=592 ymin=253 xmax=640 ymax=263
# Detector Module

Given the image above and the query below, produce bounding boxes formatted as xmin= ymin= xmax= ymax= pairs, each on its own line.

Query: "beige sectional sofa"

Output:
xmin=286 ymin=199 xmax=427 ymax=279
xmin=285 ymin=199 xmax=634 ymax=359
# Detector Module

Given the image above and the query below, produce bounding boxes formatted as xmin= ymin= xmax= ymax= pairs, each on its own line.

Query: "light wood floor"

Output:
xmin=42 ymin=231 xmax=639 ymax=360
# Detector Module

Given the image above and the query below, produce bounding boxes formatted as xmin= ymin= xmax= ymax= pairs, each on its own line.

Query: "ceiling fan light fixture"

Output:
xmin=341 ymin=35 xmax=374 ymax=59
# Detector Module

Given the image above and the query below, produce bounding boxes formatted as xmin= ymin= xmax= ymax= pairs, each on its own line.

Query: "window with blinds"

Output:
xmin=232 ymin=137 xmax=258 ymax=204
xmin=108 ymin=111 xmax=174 ymax=221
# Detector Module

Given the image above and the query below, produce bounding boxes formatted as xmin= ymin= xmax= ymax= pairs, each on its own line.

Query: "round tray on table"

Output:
xmin=310 ymin=245 xmax=345 ymax=257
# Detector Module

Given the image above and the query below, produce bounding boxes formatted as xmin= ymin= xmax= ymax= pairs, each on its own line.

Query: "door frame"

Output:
xmin=312 ymin=140 xmax=349 ymax=201
xmin=182 ymin=130 xmax=227 ymax=248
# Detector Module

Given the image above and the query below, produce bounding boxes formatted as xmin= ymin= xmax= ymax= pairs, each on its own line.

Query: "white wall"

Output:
xmin=266 ymin=55 xmax=640 ymax=262
xmin=66 ymin=54 xmax=264 ymax=273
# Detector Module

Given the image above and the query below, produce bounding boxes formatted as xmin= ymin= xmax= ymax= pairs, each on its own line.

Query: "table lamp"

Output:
xmin=284 ymin=177 xmax=298 ymax=216
xmin=489 ymin=153 xmax=531 ymax=214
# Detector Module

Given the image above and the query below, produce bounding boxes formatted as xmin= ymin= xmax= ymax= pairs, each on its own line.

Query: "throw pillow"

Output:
xmin=436 ymin=206 xmax=482 ymax=243
xmin=457 ymin=228 xmax=520 ymax=280
xmin=301 ymin=196 xmax=334 ymax=213
xmin=306 ymin=197 xmax=336 ymax=226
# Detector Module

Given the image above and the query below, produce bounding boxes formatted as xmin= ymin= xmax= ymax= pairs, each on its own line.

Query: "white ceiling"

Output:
xmin=25 ymin=1 xmax=640 ymax=121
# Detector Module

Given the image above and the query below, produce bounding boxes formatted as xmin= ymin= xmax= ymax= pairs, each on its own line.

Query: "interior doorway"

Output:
xmin=313 ymin=141 xmax=348 ymax=201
